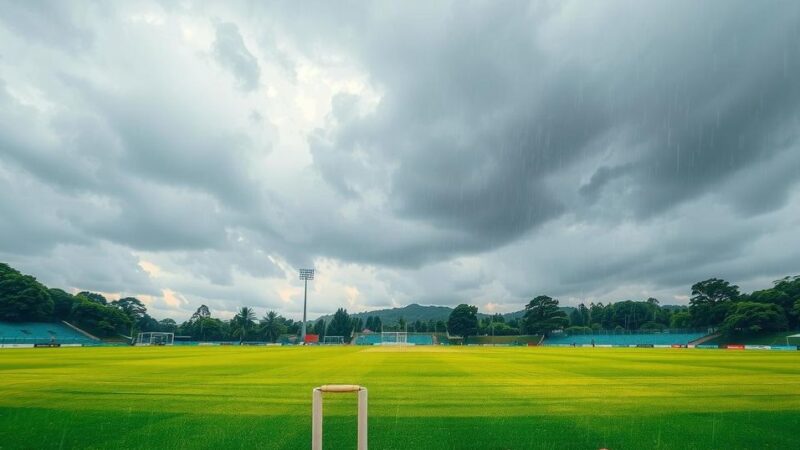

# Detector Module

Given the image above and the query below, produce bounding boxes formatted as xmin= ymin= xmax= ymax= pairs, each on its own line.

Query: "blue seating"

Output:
xmin=544 ymin=332 xmax=706 ymax=346
xmin=354 ymin=334 xmax=382 ymax=345
xmin=0 ymin=321 xmax=95 ymax=345
xmin=407 ymin=334 xmax=434 ymax=345
xmin=353 ymin=333 xmax=434 ymax=345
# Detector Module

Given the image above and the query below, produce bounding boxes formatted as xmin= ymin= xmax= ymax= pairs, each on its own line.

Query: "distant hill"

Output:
xmin=315 ymin=304 xmax=454 ymax=325
xmin=314 ymin=303 xmax=575 ymax=325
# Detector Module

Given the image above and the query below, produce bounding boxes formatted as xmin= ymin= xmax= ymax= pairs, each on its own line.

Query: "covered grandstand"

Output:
xmin=0 ymin=321 xmax=98 ymax=347
xmin=465 ymin=335 xmax=542 ymax=346
xmin=353 ymin=332 xmax=435 ymax=345
xmin=544 ymin=330 xmax=707 ymax=347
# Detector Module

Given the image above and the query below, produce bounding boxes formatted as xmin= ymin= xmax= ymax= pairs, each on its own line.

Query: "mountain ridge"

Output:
xmin=313 ymin=302 xmax=687 ymax=325
xmin=313 ymin=303 xmax=572 ymax=325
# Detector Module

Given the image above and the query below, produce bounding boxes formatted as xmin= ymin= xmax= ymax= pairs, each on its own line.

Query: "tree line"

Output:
xmin=444 ymin=277 xmax=800 ymax=339
xmin=2 ymin=261 xmax=799 ymax=340
xmin=0 ymin=263 xmax=300 ymax=342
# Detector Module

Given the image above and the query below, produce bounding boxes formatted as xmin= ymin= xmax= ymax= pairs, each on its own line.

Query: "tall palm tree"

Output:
xmin=261 ymin=311 xmax=286 ymax=343
xmin=231 ymin=307 xmax=256 ymax=343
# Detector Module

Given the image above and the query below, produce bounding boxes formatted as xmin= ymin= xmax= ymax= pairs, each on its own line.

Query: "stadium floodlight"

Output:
xmin=312 ymin=385 xmax=368 ymax=450
xmin=299 ymin=268 xmax=315 ymax=343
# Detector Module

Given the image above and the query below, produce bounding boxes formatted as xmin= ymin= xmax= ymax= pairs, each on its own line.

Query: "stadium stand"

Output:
xmin=353 ymin=333 xmax=435 ymax=345
xmin=354 ymin=333 xmax=382 ymax=345
xmin=407 ymin=334 xmax=434 ymax=345
xmin=0 ymin=322 xmax=96 ymax=346
xmin=466 ymin=335 xmax=542 ymax=346
xmin=544 ymin=331 xmax=706 ymax=346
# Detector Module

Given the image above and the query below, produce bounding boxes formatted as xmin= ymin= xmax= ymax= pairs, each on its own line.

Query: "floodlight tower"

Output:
xmin=299 ymin=268 xmax=315 ymax=343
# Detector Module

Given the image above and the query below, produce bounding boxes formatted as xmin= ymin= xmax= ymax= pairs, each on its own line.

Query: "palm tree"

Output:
xmin=231 ymin=307 xmax=256 ymax=344
xmin=261 ymin=311 xmax=286 ymax=343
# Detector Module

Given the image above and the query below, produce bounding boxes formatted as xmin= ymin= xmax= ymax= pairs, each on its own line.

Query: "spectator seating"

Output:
xmin=0 ymin=322 xmax=95 ymax=345
xmin=544 ymin=332 xmax=706 ymax=346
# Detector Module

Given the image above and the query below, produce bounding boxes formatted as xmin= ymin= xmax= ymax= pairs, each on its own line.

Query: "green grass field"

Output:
xmin=1 ymin=346 xmax=799 ymax=449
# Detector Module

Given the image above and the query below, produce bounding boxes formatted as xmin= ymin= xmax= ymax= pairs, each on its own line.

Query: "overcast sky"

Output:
xmin=1 ymin=1 xmax=799 ymax=321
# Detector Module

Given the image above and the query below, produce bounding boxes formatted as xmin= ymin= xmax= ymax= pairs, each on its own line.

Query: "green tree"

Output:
xmin=231 ymin=307 xmax=256 ymax=343
xmin=183 ymin=317 xmax=227 ymax=340
xmin=352 ymin=317 xmax=364 ymax=333
xmin=749 ymin=276 xmax=800 ymax=328
xmin=720 ymin=302 xmax=788 ymax=335
xmin=588 ymin=302 xmax=604 ymax=326
xmin=111 ymin=297 xmax=147 ymax=336
xmin=0 ymin=263 xmax=54 ymax=322
xmin=612 ymin=300 xmax=651 ymax=330
xmin=670 ymin=311 xmax=692 ymax=328
xmin=191 ymin=304 xmax=211 ymax=321
xmin=49 ymin=288 xmax=76 ymax=320
xmin=158 ymin=318 xmax=177 ymax=333
xmin=77 ymin=291 xmax=107 ymax=305
xmin=447 ymin=304 xmax=478 ymax=341
xmin=70 ymin=298 xmax=131 ymax=337
xmin=327 ymin=308 xmax=353 ymax=339
xmin=569 ymin=308 xmax=584 ymax=326
xmin=111 ymin=297 xmax=147 ymax=322
xmin=137 ymin=314 xmax=160 ymax=332
xmin=261 ymin=311 xmax=286 ymax=343
xmin=577 ymin=304 xmax=590 ymax=326
xmin=689 ymin=278 xmax=740 ymax=327
xmin=284 ymin=319 xmax=300 ymax=336
xmin=522 ymin=296 xmax=568 ymax=336
xmin=313 ymin=319 xmax=326 ymax=339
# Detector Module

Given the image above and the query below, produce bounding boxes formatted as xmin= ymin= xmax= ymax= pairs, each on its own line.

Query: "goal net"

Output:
xmin=381 ymin=332 xmax=408 ymax=345
xmin=136 ymin=332 xmax=175 ymax=346
xmin=322 ymin=336 xmax=345 ymax=345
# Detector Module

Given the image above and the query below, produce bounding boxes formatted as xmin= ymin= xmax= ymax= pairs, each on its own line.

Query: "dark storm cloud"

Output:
xmin=1 ymin=1 xmax=800 ymax=316
xmin=298 ymin=0 xmax=800 ymax=266
xmin=213 ymin=21 xmax=261 ymax=92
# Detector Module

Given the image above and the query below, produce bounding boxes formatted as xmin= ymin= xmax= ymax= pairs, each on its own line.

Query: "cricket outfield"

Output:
xmin=1 ymin=346 xmax=799 ymax=449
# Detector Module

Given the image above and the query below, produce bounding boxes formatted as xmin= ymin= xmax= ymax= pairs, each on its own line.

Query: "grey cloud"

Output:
xmin=2 ymin=242 xmax=157 ymax=297
xmin=0 ymin=1 xmax=95 ymax=51
xmin=67 ymin=77 xmax=260 ymax=209
xmin=299 ymin=0 xmax=800 ymax=266
xmin=172 ymin=237 xmax=284 ymax=286
xmin=213 ymin=21 xmax=261 ymax=92
xmin=0 ymin=162 xmax=88 ymax=254
xmin=2 ymin=1 xmax=800 ymax=320
xmin=579 ymin=164 xmax=634 ymax=201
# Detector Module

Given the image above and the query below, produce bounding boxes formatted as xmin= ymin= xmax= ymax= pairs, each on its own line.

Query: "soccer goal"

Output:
xmin=380 ymin=332 xmax=408 ymax=345
xmin=322 ymin=336 xmax=345 ymax=345
xmin=135 ymin=332 xmax=174 ymax=346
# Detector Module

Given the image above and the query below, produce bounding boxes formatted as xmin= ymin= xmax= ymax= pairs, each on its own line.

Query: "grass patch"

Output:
xmin=1 ymin=346 xmax=799 ymax=449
